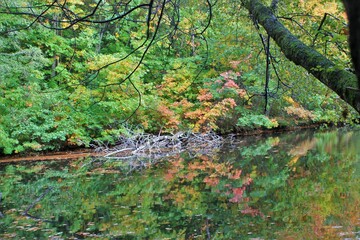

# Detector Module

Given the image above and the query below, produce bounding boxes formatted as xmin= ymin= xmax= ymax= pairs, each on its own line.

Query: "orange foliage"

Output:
xmin=229 ymin=169 xmax=242 ymax=179
xmin=237 ymin=88 xmax=247 ymax=98
xmin=171 ymin=99 xmax=194 ymax=109
xmin=184 ymin=172 xmax=198 ymax=181
xmin=164 ymin=158 xmax=185 ymax=182
xmin=197 ymin=88 xmax=213 ymax=101
xmin=285 ymin=106 xmax=315 ymax=120
xmin=158 ymin=104 xmax=174 ymax=117
xmin=184 ymin=97 xmax=237 ymax=132
xmin=203 ymin=176 xmax=220 ymax=187
xmin=157 ymin=104 xmax=180 ymax=130
xmin=164 ymin=170 xmax=177 ymax=182
xmin=241 ymin=206 xmax=263 ymax=217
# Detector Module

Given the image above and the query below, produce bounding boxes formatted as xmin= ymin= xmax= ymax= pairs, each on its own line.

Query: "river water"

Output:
xmin=0 ymin=128 xmax=359 ymax=239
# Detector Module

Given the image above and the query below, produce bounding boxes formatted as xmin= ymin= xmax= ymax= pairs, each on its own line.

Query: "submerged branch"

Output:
xmin=22 ymin=187 xmax=55 ymax=223
xmin=0 ymin=192 xmax=4 ymax=218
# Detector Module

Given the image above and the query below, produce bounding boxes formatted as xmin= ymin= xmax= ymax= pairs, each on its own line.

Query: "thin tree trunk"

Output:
xmin=264 ymin=35 xmax=271 ymax=115
xmin=242 ymin=0 xmax=360 ymax=113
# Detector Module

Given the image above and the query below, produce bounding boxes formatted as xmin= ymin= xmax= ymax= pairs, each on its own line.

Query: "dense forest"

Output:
xmin=0 ymin=0 xmax=359 ymax=155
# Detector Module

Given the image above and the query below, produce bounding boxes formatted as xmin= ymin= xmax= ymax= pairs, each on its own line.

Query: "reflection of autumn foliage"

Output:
xmin=163 ymin=156 xmax=185 ymax=182
xmin=288 ymin=138 xmax=317 ymax=170
xmin=288 ymin=138 xmax=317 ymax=156
xmin=163 ymin=155 xmax=254 ymax=205
xmin=203 ymin=176 xmax=220 ymax=187
xmin=229 ymin=176 xmax=253 ymax=203
xmin=229 ymin=186 xmax=245 ymax=203
xmin=240 ymin=205 xmax=263 ymax=217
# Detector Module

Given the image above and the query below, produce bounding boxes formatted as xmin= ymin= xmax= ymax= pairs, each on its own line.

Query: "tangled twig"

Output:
xmin=100 ymin=130 xmax=224 ymax=161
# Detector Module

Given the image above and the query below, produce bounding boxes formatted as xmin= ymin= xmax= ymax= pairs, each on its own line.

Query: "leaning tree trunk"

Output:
xmin=242 ymin=0 xmax=360 ymax=113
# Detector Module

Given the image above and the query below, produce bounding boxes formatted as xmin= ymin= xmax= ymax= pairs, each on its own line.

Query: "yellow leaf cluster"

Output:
xmin=285 ymin=106 xmax=315 ymax=120
xmin=56 ymin=0 xmax=84 ymax=5
xmin=283 ymin=96 xmax=300 ymax=108
xmin=299 ymin=0 xmax=340 ymax=17
xmin=88 ymin=55 xmax=120 ymax=71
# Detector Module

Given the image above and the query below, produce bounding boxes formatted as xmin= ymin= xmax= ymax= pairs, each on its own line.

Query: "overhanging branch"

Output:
xmin=242 ymin=0 xmax=360 ymax=113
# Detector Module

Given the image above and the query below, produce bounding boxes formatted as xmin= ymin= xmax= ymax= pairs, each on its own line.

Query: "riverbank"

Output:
xmin=1 ymin=121 xmax=352 ymax=164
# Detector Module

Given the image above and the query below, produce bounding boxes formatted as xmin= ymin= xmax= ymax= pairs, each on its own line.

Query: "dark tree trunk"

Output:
xmin=242 ymin=0 xmax=360 ymax=113
xmin=343 ymin=0 xmax=360 ymax=87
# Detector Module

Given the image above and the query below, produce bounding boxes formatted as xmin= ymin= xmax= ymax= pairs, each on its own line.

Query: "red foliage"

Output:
xmin=203 ymin=176 xmax=220 ymax=187
xmin=223 ymin=80 xmax=240 ymax=89
xmin=241 ymin=206 xmax=263 ymax=217
xmin=229 ymin=186 xmax=245 ymax=203
xmin=229 ymin=169 xmax=242 ymax=179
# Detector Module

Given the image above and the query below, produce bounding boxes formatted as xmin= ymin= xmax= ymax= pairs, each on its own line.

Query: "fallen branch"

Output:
xmin=22 ymin=187 xmax=55 ymax=223
xmin=104 ymin=147 xmax=134 ymax=157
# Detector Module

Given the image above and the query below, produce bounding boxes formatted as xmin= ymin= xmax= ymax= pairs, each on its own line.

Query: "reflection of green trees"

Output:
xmin=274 ymin=130 xmax=360 ymax=239
xmin=0 ymin=129 xmax=359 ymax=239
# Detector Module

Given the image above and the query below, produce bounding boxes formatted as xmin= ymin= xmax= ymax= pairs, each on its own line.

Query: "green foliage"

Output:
xmin=237 ymin=113 xmax=279 ymax=129
xmin=0 ymin=0 xmax=358 ymax=154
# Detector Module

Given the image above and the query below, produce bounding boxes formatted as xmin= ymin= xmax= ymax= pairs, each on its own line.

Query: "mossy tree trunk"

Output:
xmin=242 ymin=0 xmax=360 ymax=113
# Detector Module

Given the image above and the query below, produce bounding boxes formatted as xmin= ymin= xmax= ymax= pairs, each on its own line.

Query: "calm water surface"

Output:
xmin=0 ymin=128 xmax=359 ymax=239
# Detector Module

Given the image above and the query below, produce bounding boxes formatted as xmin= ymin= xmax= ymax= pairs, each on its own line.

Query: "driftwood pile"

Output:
xmin=97 ymin=131 xmax=224 ymax=160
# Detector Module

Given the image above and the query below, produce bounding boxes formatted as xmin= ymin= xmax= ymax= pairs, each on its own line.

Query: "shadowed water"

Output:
xmin=0 ymin=128 xmax=359 ymax=239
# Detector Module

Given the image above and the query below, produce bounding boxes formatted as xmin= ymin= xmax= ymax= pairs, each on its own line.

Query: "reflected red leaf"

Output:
xmin=203 ymin=176 xmax=220 ymax=187
xmin=229 ymin=186 xmax=245 ymax=203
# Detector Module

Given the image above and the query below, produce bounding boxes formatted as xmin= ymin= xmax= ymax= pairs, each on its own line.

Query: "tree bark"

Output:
xmin=242 ymin=0 xmax=360 ymax=113
xmin=343 ymin=0 xmax=360 ymax=86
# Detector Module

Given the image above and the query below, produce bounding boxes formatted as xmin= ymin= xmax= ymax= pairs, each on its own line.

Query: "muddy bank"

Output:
xmin=0 ymin=150 xmax=104 ymax=164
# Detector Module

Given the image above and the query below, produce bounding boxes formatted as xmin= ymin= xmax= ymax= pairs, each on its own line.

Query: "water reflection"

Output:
xmin=0 ymin=128 xmax=359 ymax=239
